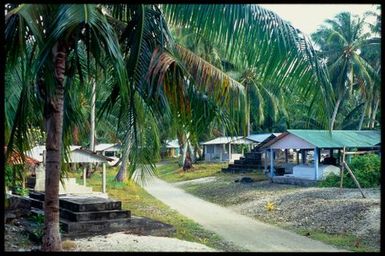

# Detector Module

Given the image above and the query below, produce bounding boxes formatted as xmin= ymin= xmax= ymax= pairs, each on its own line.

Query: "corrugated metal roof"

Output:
xmin=25 ymin=145 xmax=46 ymax=162
xmin=165 ymin=139 xmax=179 ymax=148
xmin=95 ymin=143 xmax=120 ymax=151
xmin=287 ymin=130 xmax=380 ymax=148
xmin=201 ymin=136 xmax=244 ymax=145
xmin=247 ymin=133 xmax=281 ymax=143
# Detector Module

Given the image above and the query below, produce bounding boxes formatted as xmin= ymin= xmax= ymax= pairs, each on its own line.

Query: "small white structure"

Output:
xmin=26 ymin=145 xmax=112 ymax=195
xmin=95 ymin=143 xmax=121 ymax=166
xmin=201 ymin=136 xmax=253 ymax=163
xmin=25 ymin=145 xmax=46 ymax=163
xmin=162 ymin=139 xmax=180 ymax=158
xmin=95 ymin=143 xmax=121 ymax=156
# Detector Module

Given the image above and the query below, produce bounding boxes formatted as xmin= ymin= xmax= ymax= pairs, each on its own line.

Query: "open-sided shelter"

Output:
xmin=261 ymin=130 xmax=380 ymax=180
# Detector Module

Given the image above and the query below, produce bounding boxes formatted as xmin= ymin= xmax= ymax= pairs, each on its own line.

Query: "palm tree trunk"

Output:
xmin=42 ymin=41 xmax=67 ymax=251
xmin=73 ymin=126 xmax=79 ymax=145
xmin=358 ymin=102 xmax=368 ymax=130
xmin=177 ymin=131 xmax=186 ymax=167
xmin=87 ymin=79 xmax=96 ymax=178
xmin=370 ymin=99 xmax=380 ymax=128
xmin=330 ymin=94 xmax=343 ymax=130
xmin=115 ymin=145 xmax=129 ymax=182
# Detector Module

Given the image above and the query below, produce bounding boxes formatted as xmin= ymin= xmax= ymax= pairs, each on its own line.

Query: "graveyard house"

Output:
xmin=25 ymin=145 xmax=112 ymax=195
xmin=95 ymin=143 xmax=121 ymax=166
xmin=161 ymin=139 xmax=180 ymax=158
xmin=261 ymin=130 xmax=381 ymax=182
xmin=201 ymin=136 xmax=254 ymax=163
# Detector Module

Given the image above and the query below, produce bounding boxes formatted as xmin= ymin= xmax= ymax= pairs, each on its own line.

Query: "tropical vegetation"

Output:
xmin=4 ymin=3 xmax=380 ymax=251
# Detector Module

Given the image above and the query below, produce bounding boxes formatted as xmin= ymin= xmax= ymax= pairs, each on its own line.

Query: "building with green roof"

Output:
xmin=261 ymin=130 xmax=380 ymax=181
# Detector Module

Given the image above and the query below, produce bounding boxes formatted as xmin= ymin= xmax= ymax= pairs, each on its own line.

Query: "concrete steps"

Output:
xmin=28 ymin=191 xmax=131 ymax=237
xmin=222 ymin=147 xmax=264 ymax=173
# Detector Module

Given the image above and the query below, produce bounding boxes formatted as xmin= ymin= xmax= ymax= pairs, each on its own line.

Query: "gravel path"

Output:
xmin=140 ymin=176 xmax=346 ymax=252
xmin=70 ymin=232 xmax=217 ymax=252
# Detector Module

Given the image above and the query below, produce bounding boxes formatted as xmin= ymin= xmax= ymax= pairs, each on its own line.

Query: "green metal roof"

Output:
xmin=287 ymin=130 xmax=381 ymax=148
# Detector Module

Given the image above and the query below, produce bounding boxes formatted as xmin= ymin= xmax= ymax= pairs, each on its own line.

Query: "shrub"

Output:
xmin=319 ymin=153 xmax=380 ymax=188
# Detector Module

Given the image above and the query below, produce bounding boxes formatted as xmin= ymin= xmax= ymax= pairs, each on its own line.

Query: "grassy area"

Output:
xmin=156 ymin=160 xmax=246 ymax=183
xmin=294 ymin=228 xmax=378 ymax=252
xmin=71 ymin=166 xmax=243 ymax=252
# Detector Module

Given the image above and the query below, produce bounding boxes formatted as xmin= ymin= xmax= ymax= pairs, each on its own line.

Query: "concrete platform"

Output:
xmin=271 ymin=175 xmax=318 ymax=186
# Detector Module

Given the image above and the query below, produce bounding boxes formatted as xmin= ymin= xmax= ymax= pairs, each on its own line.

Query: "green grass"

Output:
xmin=157 ymin=161 xmax=229 ymax=183
xmin=73 ymin=166 xmax=243 ymax=252
xmin=294 ymin=228 xmax=379 ymax=252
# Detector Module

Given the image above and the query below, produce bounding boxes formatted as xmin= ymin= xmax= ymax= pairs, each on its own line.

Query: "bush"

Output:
xmin=319 ymin=154 xmax=380 ymax=188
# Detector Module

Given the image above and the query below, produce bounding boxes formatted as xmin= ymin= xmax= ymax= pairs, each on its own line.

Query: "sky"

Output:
xmin=259 ymin=4 xmax=379 ymax=36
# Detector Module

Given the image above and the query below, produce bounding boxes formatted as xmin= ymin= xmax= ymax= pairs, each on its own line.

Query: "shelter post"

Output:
xmin=270 ymin=148 xmax=274 ymax=177
xmin=314 ymin=147 xmax=319 ymax=180
xmin=340 ymin=147 xmax=345 ymax=190
xmin=228 ymin=142 xmax=232 ymax=163
xmin=285 ymin=149 xmax=288 ymax=163
xmin=296 ymin=150 xmax=300 ymax=164
xmin=264 ymin=149 xmax=268 ymax=173
xmin=83 ymin=167 xmax=86 ymax=186
xmin=102 ymin=163 xmax=106 ymax=193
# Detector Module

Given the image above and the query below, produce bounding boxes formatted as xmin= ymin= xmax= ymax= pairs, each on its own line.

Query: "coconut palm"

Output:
xmin=5 ymin=4 xmax=331 ymax=251
xmin=5 ymin=4 xmax=128 ymax=251
xmin=311 ymin=12 xmax=380 ymax=130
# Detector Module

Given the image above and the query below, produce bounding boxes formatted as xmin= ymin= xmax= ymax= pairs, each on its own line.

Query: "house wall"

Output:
xmin=204 ymin=144 xmax=229 ymax=162
xmin=270 ymin=134 xmax=315 ymax=149
xmin=68 ymin=150 xmax=107 ymax=163
xmin=204 ymin=144 xmax=245 ymax=162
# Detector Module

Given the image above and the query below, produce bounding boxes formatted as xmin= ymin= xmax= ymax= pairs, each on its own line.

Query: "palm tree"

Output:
xmin=5 ymin=4 xmax=331 ymax=251
xmin=5 ymin=4 xmax=128 ymax=251
xmin=311 ymin=12 xmax=379 ymax=130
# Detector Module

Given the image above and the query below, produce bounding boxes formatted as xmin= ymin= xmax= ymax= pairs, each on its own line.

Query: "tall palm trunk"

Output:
xmin=370 ymin=98 xmax=380 ymax=128
xmin=73 ymin=126 xmax=79 ymax=144
xmin=115 ymin=145 xmax=129 ymax=181
xmin=87 ymin=79 xmax=96 ymax=178
xmin=177 ymin=131 xmax=186 ymax=166
xmin=42 ymin=41 xmax=67 ymax=251
xmin=330 ymin=92 xmax=344 ymax=130
xmin=358 ymin=101 xmax=368 ymax=130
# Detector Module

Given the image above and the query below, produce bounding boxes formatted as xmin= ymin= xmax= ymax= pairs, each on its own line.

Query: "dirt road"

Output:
xmin=140 ymin=176 xmax=346 ymax=252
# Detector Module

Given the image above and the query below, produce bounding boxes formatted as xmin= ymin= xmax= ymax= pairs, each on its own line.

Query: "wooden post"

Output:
xmin=83 ymin=167 xmax=86 ymax=186
xmin=340 ymin=147 xmax=345 ymax=190
xmin=329 ymin=148 xmax=333 ymax=158
xmin=314 ymin=147 xmax=319 ymax=180
xmin=343 ymin=162 xmax=366 ymax=198
xmin=228 ymin=142 xmax=231 ymax=163
xmin=270 ymin=148 xmax=274 ymax=177
xmin=285 ymin=149 xmax=288 ymax=163
xmin=296 ymin=150 xmax=300 ymax=164
xmin=102 ymin=163 xmax=106 ymax=193
xmin=302 ymin=149 xmax=306 ymax=164
xmin=264 ymin=150 xmax=268 ymax=174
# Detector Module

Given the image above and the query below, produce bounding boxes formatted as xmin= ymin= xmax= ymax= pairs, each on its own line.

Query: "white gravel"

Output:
xmin=70 ymin=232 xmax=217 ymax=252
